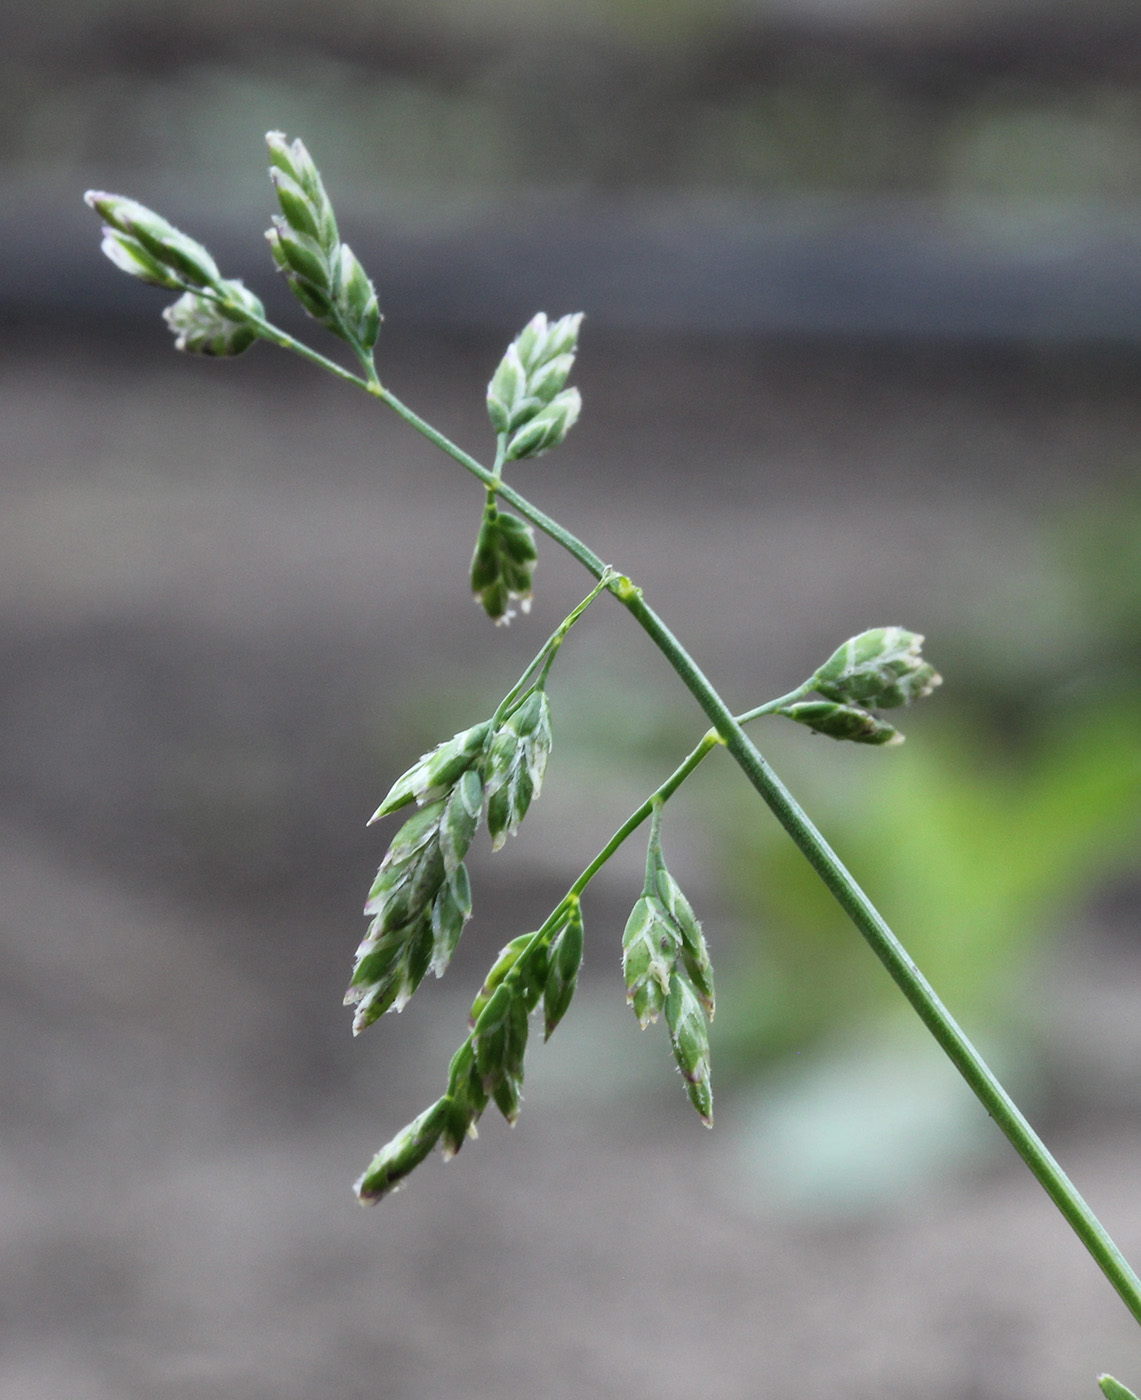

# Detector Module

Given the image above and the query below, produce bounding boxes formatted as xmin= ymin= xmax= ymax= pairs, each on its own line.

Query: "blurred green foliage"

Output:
xmin=722 ymin=710 xmax=1141 ymax=1057
xmin=719 ymin=492 xmax=1141 ymax=1065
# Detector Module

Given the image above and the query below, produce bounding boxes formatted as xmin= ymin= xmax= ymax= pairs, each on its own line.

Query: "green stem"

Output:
xmin=222 ymin=302 xmax=378 ymax=392
xmin=378 ymin=387 xmax=612 ymax=580
xmin=479 ymin=438 xmax=508 ymax=520
xmin=735 ymin=684 xmax=815 ymax=725
xmin=256 ymin=344 xmax=603 ymax=572
xmin=545 ymin=688 xmax=815 ymax=917
xmin=493 ymin=732 xmax=723 ymax=1015
xmin=496 ymin=574 xmax=614 ymax=719
xmin=569 ymin=730 xmax=724 ymax=901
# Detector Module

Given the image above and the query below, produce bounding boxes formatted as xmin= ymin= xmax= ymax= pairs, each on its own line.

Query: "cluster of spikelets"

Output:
xmin=86 ymin=133 xmax=584 ymax=630
xmin=346 ymin=692 xmax=553 ymax=1035
xmin=264 ymin=132 xmax=381 ymax=352
xmin=354 ymin=892 xmax=586 ymax=1203
xmin=85 ymin=187 xmax=267 ymax=354
xmin=622 ymin=806 xmax=717 ymax=1125
xmin=471 ymin=311 xmax=586 ymax=623
xmin=349 ymin=621 xmax=941 ymax=1199
xmin=781 ymin=626 xmax=942 ymax=745
xmin=87 ymin=132 xmax=381 ymax=361
xmin=486 ymin=312 xmax=583 ymax=463
xmin=85 ymin=135 xmax=379 ymax=359
xmin=82 ymin=134 xmax=945 ymax=1208
xmin=350 ymin=679 xmax=598 ymax=1201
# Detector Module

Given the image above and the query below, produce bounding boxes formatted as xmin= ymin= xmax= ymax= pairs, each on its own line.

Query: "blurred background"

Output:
xmin=4 ymin=0 xmax=1141 ymax=1396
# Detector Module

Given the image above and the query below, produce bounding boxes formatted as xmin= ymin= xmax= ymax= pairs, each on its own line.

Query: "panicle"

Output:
xmin=622 ymin=807 xmax=716 ymax=1123
xmin=85 ymin=190 xmax=265 ymax=355
xmin=264 ymin=131 xmax=381 ymax=350
xmin=486 ymin=312 xmax=584 ymax=461
xmin=779 ymin=627 xmax=941 ymax=745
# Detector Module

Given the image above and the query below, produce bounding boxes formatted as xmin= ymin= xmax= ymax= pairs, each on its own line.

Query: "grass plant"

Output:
xmin=85 ymin=132 xmax=1140 ymax=1397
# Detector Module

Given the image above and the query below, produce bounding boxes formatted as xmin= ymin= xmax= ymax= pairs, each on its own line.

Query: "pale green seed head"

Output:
xmin=336 ymin=244 xmax=381 ymax=349
xmin=487 ymin=345 xmax=528 ymax=434
xmin=162 ymin=292 xmax=261 ymax=356
xmin=265 ymin=131 xmax=339 ymax=247
xmin=216 ymin=279 xmax=265 ymax=322
xmin=470 ymin=510 xmax=539 ymax=621
xmin=467 ymin=929 xmax=548 ymax=1030
xmin=490 ymin=313 xmax=584 ymax=457
xmin=1099 ymin=1376 xmax=1140 ymax=1400
xmin=345 ymin=905 xmax=437 ymax=1032
xmin=543 ymin=906 xmax=583 ymax=1040
xmin=813 ymin=626 xmax=941 ymax=710
xmin=441 ymin=1043 xmax=487 ymax=1157
xmin=489 ymin=1017 xmax=529 ymax=1123
xmin=622 ymin=894 xmax=679 ymax=1028
xmin=482 ymin=697 xmax=551 ymax=847
xmin=780 ymin=700 xmax=902 ymax=746
xmin=153 ymin=229 xmax=222 ymax=287
xmin=469 ymin=933 xmax=537 ymax=1026
xmin=512 ymin=312 xmax=550 ymax=369
xmin=429 ymin=865 xmax=472 ymax=977
xmin=370 ymin=722 xmax=491 ymax=822
xmin=472 ymin=982 xmax=514 ymax=1085
xmin=657 ymin=871 xmax=715 ymax=1017
xmin=355 ymin=1098 xmax=449 ymax=1203
xmin=86 ymin=191 xmax=221 ymax=289
xmin=665 ymin=973 xmax=713 ymax=1126
xmin=497 ymin=512 xmax=539 ymax=564
xmin=486 ymin=763 xmax=533 ymax=850
xmin=483 ymin=726 xmax=521 ymax=796
xmin=492 ymin=1071 xmax=523 ymax=1125
xmin=525 ymin=352 xmax=575 ymax=403
xmin=505 ymin=389 xmax=582 ymax=461
xmin=268 ymin=219 xmax=332 ymax=292
xmin=506 ymin=690 xmax=546 ymax=738
xmin=99 ymin=230 xmax=182 ymax=288
xmin=265 ymin=130 xmax=304 ymax=183
xmin=361 ymin=800 xmax=446 ymax=953
xmin=542 ymin=312 xmax=584 ymax=360
xmin=269 ymin=167 xmax=323 ymax=242
xmin=438 ymin=770 xmax=483 ymax=876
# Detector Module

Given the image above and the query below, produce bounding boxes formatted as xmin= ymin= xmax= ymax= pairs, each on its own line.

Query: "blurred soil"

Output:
xmin=1 ymin=320 xmax=1140 ymax=1398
